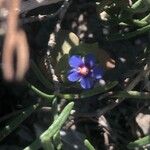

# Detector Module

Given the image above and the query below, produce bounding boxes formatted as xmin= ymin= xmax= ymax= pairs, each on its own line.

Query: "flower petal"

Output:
xmin=80 ymin=77 xmax=93 ymax=89
xmin=92 ymin=66 xmax=103 ymax=79
xmin=68 ymin=71 xmax=81 ymax=82
xmin=69 ymin=55 xmax=83 ymax=68
xmin=85 ymin=54 xmax=95 ymax=67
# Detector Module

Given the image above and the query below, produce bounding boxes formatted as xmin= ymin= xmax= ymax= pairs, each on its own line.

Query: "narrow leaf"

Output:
xmin=26 ymin=82 xmax=55 ymax=100
xmin=113 ymin=91 xmax=150 ymax=99
xmin=27 ymin=81 xmax=117 ymax=100
xmin=84 ymin=139 xmax=96 ymax=150
xmin=0 ymin=103 xmax=39 ymax=141
xmin=107 ymin=24 xmax=150 ymax=41
xmin=24 ymin=102 xmax=74 ymax=150
xmin=80 ymin=81 xmax=118 ymax=99
xmin=42 ymin=140 xmax=55 ymax=150
xmin=127 ymin=135 xmax=150 ymax=149
xmin=60 ymin=81 xmax=118 ymax=99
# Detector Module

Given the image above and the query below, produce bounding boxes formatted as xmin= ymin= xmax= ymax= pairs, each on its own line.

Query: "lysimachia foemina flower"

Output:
xmin=67 ymin=54 xmax=103 ymax=89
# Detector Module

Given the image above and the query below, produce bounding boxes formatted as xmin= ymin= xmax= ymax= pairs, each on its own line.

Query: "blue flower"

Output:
xmin=67 ymin=54 xmax=103 ymax=89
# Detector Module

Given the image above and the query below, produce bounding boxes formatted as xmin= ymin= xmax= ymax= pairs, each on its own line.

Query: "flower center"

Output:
xmin=78 ymin=66 xmax=89 ymax=76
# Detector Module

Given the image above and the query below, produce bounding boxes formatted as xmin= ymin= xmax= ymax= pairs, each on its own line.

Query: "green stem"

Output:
xmin=51 ymin=98 xmax=63 ymax=150
xmin=53 ymin=131 xmax=63 ymax=150
xmin=27 ymin=81 xmax=117 ymax=100
xmin=52 ymin=97 xmax=58 ymax=120
xmin=59 ymin=81 xmax=118 ymax=99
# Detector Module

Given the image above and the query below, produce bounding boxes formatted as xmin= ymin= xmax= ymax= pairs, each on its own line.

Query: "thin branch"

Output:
xmin=21 ymin=10 xmax=60 ymax=24
xmin=46 ymin=0 xmax=72 ymax=93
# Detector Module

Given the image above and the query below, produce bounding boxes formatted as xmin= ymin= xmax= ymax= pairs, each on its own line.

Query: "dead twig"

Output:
xmin=46 ymin=0 xmax=72 ymax=93
xmin=21 ymin=11 xmax=60 ymax=24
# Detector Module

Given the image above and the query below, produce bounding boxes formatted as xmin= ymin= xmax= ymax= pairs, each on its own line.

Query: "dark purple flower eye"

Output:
xmin=67 ymin=54 xmax=103 ymax=89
